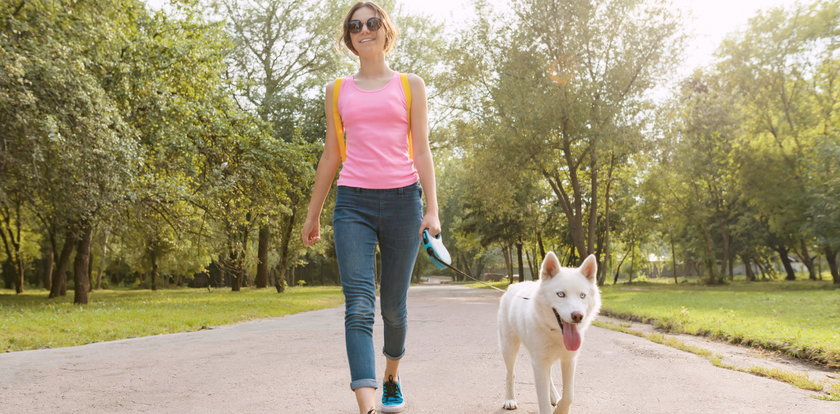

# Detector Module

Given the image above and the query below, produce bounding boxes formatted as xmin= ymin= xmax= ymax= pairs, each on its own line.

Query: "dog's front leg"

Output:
xmin=549 ymin=363 xmax=560 ymax=406
xmin=553 ymin=356 xmax=577 ymax=414
xmin=501 ymin=336 xmax=520 ymax=410
xmin=531 ymin=359 xmax=554 ymax=414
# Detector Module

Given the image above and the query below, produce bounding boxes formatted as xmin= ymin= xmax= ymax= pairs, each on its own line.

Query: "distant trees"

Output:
xmin=1 ymin=0 xmax=837 ymax=297
xmin=0 ymin=0 xmax=455 ymax=299
xmin=436 ymin=0 xmax=838 ymax=285
xmin=440 ymin=0 xmax=684 ymax=282
xmin=642 ymin=0 xmax=840 ymax=284
xmin=0 ymin=0 xmax=330 ymax=301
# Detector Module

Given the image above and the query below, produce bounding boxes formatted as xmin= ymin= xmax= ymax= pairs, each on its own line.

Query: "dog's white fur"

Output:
xmin=497 ymin=252 xmax=601 ymax=414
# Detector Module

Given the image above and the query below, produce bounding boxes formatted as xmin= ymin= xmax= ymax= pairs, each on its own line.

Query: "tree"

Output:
xmin=447 ymin=0 xmax=684 ymax=281
xmin=219 ymin=0 xmax=345 ymax=291
xmin=718 ymin=0 xmax=839 ymax=281
xmin=649 ymin=70 xmax=742 ymax=284
xmin=1 ymin=0 xmax=142 ymax=303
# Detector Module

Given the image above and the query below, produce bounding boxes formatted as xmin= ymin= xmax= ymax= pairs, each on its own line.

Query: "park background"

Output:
xmin=1 ymin=0 xmax=838 ymax=398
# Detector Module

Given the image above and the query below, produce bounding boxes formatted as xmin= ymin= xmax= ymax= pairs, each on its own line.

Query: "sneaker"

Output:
xmin=380 ymin=375 xmax=406 ymax=413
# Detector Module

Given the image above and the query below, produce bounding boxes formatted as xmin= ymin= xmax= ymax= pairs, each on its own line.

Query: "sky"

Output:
xmin=145 ymin=0 xmax=803 ymax=85
xmin=398 ymin=0 xmax=802 ymax=80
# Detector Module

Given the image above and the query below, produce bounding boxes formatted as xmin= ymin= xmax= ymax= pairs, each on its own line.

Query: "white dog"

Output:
xmin=497 ymin=252 xmax=601 ymax=414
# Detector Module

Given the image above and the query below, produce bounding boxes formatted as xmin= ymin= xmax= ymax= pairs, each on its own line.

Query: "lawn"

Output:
xmin=599 ymin=280 xmax=839 ymax=369
xmin=0 ymin=286 xmax=344 ymax=352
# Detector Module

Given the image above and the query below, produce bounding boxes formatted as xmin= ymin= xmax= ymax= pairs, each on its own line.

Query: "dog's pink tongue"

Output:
xmin=562 ymin=321 xmax=582 ymax=351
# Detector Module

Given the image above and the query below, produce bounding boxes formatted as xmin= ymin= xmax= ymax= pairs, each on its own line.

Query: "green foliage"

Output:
xmin=642 ymin=0 xmax=840 ymax=284
xmin=1 ymin=0 xmax=838 ymax=298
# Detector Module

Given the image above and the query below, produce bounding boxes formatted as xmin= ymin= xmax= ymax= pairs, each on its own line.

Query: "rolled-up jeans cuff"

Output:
xmin=383 ymin=348 xmax=405 ymax=361
xmin=350 ymin=378 xmax=378 ymax=391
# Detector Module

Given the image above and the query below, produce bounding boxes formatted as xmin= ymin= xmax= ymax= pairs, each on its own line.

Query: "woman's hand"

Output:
xmin=301 ymin=218 xmax=321 ymax=246
xmin=418 ymin=212 xmax=441 ymax=237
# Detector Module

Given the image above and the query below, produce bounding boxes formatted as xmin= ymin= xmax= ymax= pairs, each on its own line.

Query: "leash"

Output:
xmin=422 ymin=230 xmax=529 ymax=299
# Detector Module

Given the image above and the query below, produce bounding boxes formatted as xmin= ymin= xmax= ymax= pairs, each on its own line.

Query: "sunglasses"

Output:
xmin=348 ymin=17 xmax=382 ymax=34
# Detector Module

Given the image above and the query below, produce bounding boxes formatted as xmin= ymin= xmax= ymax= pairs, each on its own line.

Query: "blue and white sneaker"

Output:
xmin=381 ymin=375 xmax=406 ymax=413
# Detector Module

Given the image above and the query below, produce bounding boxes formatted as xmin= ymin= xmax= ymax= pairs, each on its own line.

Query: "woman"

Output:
xmin=300 ymin=2 xmax=440 ymax=413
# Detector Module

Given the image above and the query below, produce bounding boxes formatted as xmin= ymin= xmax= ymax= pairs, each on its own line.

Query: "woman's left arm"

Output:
xmin=409 ymin=74 xmax=441 ymax=237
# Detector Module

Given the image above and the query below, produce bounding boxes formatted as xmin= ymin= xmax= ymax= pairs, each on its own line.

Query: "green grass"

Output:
xmin=598 ymin=280 xmax=840 ymax=369
xmin=820 ymin=382 xmax=840 ymax=401
xmin=0 ymin=286 xmax=344 ymax=352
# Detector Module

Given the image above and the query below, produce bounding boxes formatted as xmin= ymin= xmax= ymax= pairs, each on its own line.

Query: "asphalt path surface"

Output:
xmin=0 ymin=285 xmax=835 ymax=413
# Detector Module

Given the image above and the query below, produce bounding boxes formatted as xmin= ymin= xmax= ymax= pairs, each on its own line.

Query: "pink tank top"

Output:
xmin=336 ymin=71 xmax=418 ymax=189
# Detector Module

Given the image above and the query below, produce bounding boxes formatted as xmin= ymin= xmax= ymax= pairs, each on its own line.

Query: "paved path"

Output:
xmin=0 ymin=285 xmax=835 ymax=413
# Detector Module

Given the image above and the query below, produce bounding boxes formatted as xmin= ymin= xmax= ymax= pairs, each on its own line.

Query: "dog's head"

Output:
xmin=536 ymin=252 xmax=601 ymax=351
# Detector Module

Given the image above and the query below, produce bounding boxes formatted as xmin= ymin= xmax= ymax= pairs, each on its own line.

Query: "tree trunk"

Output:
xmin=587 ymin=151 xmax=598 ymax=256
xmin=516 ymin=241 xmax=524 ymax=283
xmin=776 ymin=244 xmax=796 ymax=281
xmin=613 ymin=242 xmax=632 ymax=284
xmin=728 ymin=251 xmax=734 ymax=280
xmin=719 ymin=227 xmax=730 ymax=280
xmin=0 ymin=200 xmax=25 ymax=293
xmin=230 ymin=250 xmax=241 ymax=292
xmin=255 ymin=226 xmax=269 ymax=288
xmin=73 ymin=226 xmax=93 ymax=305
xmin=702 ymin=227 xmax=718 ymax=284
xmin=824 ymin=246 xmax=839 ymax=285
xmin=743 ymin=255 xmax=756 ymax=281
xmin=597 ymin=152 xmax=614 ymax=287
xmin=150 ymin=250 xmax=158 ymax=291
xmin=670 ymin=234 xmax=678 ymax=284
xmin=536 ymin=230 xmax=546 ymax=259
xmin=44 ymin=248 xmax=54 ymax=291
xmin=275 ymin=210 xmax=297 ymax=293
xmin=796 ymin=239 xmax=817 ymax=280
xmin=599 ymin=192 xmax=611 ymax=285
xmin=502 ymin=244 xmax=513 ymax=284
xmin=50 ymin=233 xmax=75 ymax=298
xmin=543 ymin=169 xmax=586 ymax=261
xmin=525 ymin=248 xmax=535 ymax=281
xmin=459 ymin=252 xmax=473 ymax=278
xmin=14 ymin=257 xmax=24 ymax=293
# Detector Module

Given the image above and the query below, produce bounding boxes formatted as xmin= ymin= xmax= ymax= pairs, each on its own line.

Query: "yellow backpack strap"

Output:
xmin=332 ymin=78 xmax=346 ymax=162
xmin=400 ymin=73 xmax=413 ymax=159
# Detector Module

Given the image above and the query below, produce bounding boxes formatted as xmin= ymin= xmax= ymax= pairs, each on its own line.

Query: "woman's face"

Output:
xmin=349 ymin=6 xmax=385 ymax=56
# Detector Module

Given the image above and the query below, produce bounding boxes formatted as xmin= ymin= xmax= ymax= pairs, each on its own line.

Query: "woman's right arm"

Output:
xmin=301 ymin=82 xmax=342 ymax=247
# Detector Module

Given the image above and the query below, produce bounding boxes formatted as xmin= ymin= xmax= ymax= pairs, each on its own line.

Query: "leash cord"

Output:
xmin=427 ymin=248 xmax=529 ymax=299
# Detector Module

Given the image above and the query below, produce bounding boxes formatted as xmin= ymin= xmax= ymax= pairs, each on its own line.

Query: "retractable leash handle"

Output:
xmin=422 ymin=229 xmax=451 ymax=269
xmin=421 ymin=229 xmax=528 ymax=298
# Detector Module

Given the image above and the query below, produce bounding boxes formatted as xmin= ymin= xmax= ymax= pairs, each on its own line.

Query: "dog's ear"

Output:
xmin=541 ymin=252 xmax=561 ymax=279
xmin=579 ymin=254 xmax=598 ymax=282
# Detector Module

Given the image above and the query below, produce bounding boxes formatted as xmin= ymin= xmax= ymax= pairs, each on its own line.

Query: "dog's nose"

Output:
xmin=571 ymin=312 xmax=583 ymax=323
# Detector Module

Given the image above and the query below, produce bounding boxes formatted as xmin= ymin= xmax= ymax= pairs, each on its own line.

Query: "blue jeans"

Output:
xmin=333 ymin=182 xmax=423 ymax=390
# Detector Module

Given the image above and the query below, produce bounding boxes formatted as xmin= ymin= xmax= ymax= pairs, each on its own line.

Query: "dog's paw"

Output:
xmin=503 ymin=399 xmax=518 ymax=410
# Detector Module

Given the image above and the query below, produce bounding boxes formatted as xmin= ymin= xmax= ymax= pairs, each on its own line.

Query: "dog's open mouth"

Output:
xmin=552 ymin=308 xmax=582 ymax=351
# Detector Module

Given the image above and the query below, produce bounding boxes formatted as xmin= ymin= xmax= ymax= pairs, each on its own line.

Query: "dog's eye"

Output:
xmin=556 ymin=292 xmax=565 ymax=298
xmin=580 ymin=293 xmax=586 ymax=299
